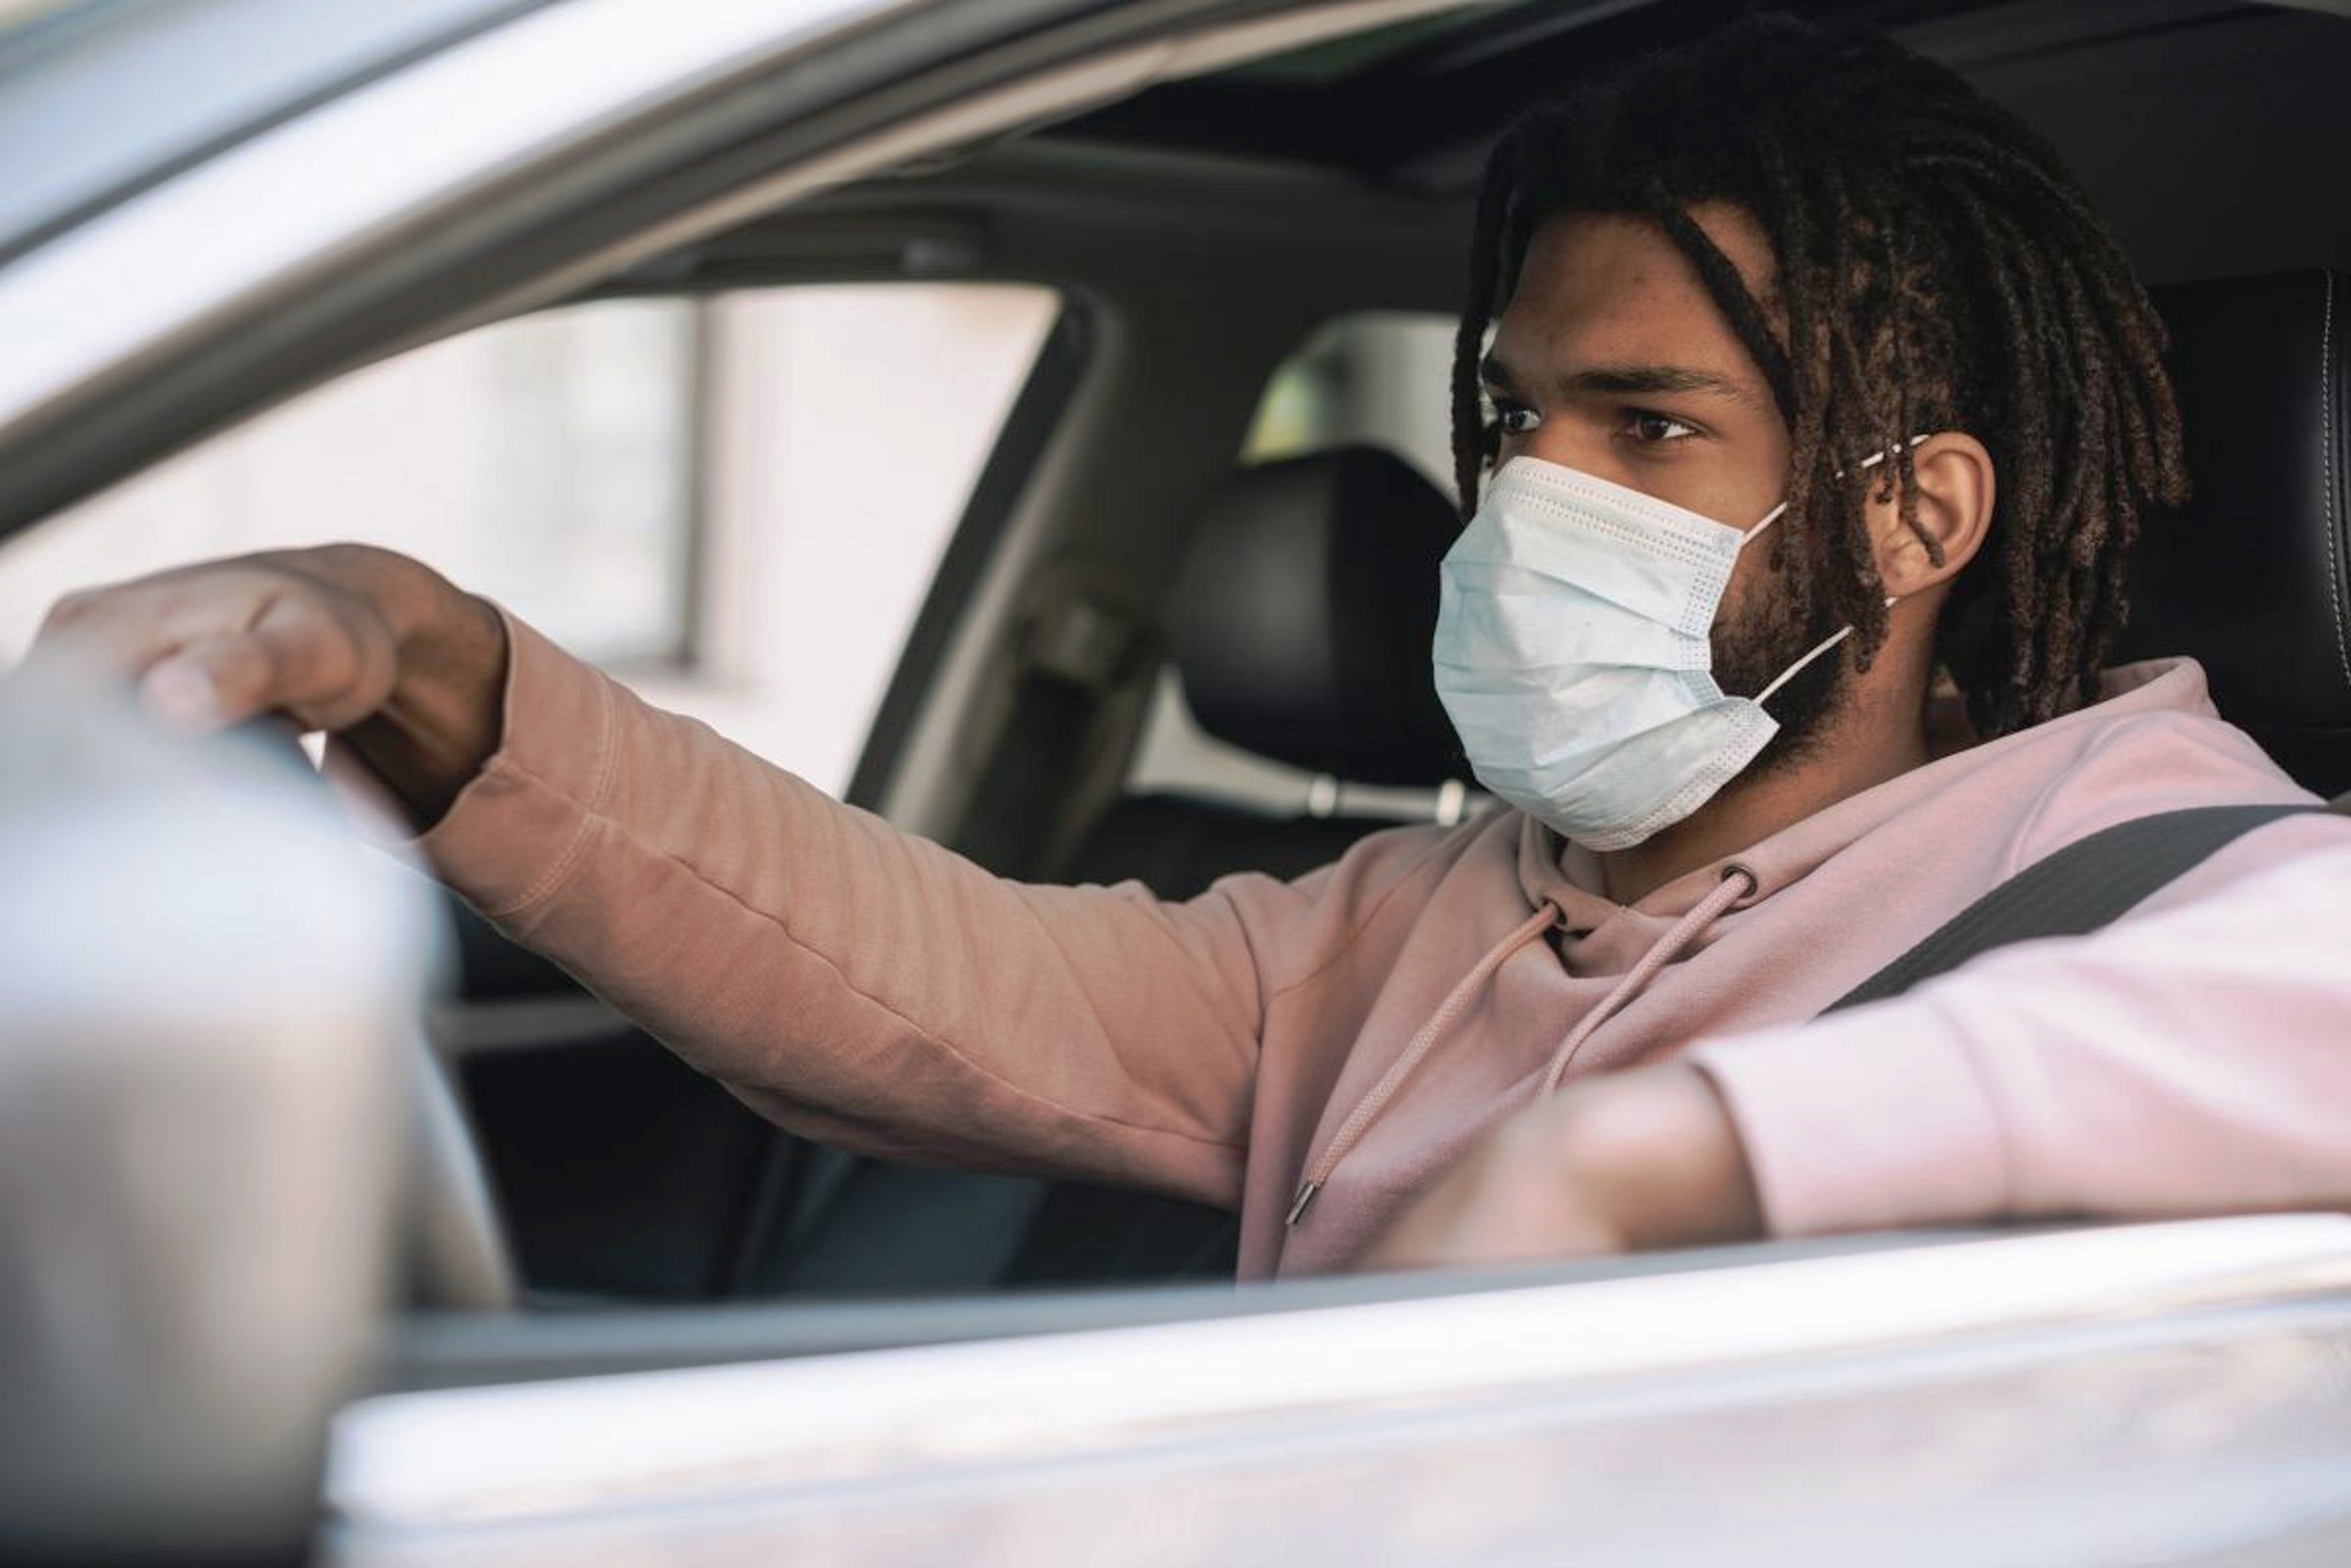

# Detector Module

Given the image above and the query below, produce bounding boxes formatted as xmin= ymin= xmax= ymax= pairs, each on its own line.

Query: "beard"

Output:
xmin=1708 ymin=586 xmax=1852 ymax=780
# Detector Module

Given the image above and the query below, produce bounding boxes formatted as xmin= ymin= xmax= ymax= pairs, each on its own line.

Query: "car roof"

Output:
xmin=1022 ymin=0 xmax=2351 ymax=288
xmin=0 ymin=0 xmax=559 ymax=267
xmin=6 ymin=0 xmax=2345 ymax=547
xmin=1059 ymin=0 xmax=2232 ymax=189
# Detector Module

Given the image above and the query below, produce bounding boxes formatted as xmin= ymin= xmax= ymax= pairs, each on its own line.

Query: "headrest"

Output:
xmin=2119 ymin=270 xmax=2351 ymax=794
xmin=1172 ymin=446 xmax=1464 ymax=786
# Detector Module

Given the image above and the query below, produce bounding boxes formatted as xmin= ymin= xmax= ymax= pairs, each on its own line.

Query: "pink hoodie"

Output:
xmin=416 ymin=614 xmax=2351 ymax=1278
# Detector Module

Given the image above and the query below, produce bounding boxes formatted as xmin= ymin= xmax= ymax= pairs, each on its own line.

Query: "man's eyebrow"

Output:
xmin=1479 ymin=353 xmax=1762 ymax=411
xmin=1568 ymin=364 xmax=1762 ymax=409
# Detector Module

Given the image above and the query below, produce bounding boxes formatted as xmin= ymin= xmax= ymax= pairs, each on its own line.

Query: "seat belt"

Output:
xmin=1824 ymin=797 xmax=2351 ymax=1015
xmin=955 ymin=594 xmax=1150 ymax=879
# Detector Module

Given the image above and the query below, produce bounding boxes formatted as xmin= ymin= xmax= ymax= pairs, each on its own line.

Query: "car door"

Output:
xmin=329 ymin=1216 xmax=2351 ymax=1567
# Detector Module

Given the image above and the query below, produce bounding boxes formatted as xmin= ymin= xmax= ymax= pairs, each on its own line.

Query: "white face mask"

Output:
xmin=1434 ymin=454 xmax=1895 ymax=851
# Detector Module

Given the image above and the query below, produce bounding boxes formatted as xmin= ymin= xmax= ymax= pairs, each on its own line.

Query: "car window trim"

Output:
xmin=0 ymin=0 xmax=564 ymax=270
xmin=845 ymin=295 xmax=1093 ymax=812
xmin=386 ymin=1225 xmax=1988 ymax=1393
xmin=0 ymin=0 xmax=1490 ymax=543
xmin=334 ymin=1216 xmax=2351 ymax=1537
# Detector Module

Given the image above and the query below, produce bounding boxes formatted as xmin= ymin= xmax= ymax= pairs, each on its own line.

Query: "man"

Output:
xmin=28 ymin=15 xmax=2350 ymax=1278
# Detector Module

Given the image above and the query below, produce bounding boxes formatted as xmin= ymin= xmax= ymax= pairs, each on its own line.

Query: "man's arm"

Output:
xmin=1695 ymin=816 xmax=2351 ymax=1236
xmin=1369 ymin=816 xmax=2351 ymax=1268
xmin=417 ymin=611 xmax=1275 ymax=1203
xmin=24 ymin=547 xmax=1289 ymax=1207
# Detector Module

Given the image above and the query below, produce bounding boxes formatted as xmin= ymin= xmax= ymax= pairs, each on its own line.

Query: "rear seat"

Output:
xmin=740 ymin=445 xmax=1468 ymax=1294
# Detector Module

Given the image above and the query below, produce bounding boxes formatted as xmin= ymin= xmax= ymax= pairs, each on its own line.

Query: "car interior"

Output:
xmin=382 ymin=0 xmax=2351 ymax=1316
xmin=11 ymin=9 xmax=2351 ymax=1566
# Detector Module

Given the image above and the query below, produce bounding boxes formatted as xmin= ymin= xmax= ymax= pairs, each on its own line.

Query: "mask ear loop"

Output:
xmin=1753 ymin=594 xmax=1904 ymax=710
xmin=1735 ymin=501 xmax=1790 ymax=550
xmin=1749 ymin=433 xmax=1931 ymax=708
xmin=1758 ymin=431 xmax=1931 ymax=540
xmin=1843 ymin=433 xmax=1932 ymax=480
xmin=1742 ymin=429 xmax=1928 ymax=551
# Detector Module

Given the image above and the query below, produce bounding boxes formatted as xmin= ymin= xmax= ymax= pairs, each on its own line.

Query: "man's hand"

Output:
xmin=1361 ymin=1063 xmax=1766 ymax=1271
xmin=20 ymin=545 xmax=507 ymax=825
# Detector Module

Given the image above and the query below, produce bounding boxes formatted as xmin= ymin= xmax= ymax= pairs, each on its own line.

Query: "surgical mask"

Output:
xmin=1433 ymin=454 xmax=1899 ymax=851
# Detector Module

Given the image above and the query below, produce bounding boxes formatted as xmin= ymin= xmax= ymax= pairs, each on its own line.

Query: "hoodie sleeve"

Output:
xmin=408 ymin=613 xmax=1329 ymax=1209
xmin=1689 ymin=811 xmax=2351 ymax=1236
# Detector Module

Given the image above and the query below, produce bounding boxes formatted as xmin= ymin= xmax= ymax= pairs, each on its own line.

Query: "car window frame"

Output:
xmin=844 ymin=295 xmax=1094 ymax=812
xmin=0 ymin=0 xmax=564 ymax=268
xmin=330 ymin=1215 xmax=2351 ymax=1564
xmin=0 ymin=0 xmax=1491 ymax=542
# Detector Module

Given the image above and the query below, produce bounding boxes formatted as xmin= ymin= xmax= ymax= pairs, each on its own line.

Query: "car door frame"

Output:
xmin=330 ymin=1216 xmax=2351 ymax=1567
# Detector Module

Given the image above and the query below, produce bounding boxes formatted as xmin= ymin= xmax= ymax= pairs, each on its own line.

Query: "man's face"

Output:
xmin=1479 ymin=206 xmax=1849 ymax=755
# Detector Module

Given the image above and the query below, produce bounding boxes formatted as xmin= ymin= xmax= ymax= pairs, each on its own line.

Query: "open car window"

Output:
xmin=0 ymin=282 xmax=1061 ymax=791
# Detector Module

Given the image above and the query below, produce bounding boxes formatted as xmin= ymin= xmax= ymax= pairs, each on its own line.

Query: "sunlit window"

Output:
xmin=0 ymin=284 xmax=1063 ymax=796
xmin=0 ymin=298 xmax=700 ymax=667
xmin=1241 ymin=309 xmax=1457 ymax=489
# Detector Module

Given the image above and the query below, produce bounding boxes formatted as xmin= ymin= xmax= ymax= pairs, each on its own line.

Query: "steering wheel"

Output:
xmin=240 ymin=724 xmax=521 ymax=1311
xmin=407 ymin=1032 xmax=520 ymax=1308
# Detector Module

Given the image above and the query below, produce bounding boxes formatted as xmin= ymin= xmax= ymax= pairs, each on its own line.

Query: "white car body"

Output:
xmin=3 ymin=3 xmax=2348 ymax=1564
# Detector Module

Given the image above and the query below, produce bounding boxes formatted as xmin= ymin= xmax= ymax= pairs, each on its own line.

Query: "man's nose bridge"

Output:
xmin=1517 ymin=427 xmax=1634 ymax=491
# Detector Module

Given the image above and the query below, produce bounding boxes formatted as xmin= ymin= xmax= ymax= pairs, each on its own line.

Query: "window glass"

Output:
xmin=0 ymin=283 xmax=1063 ymax=796
xmin=660 ymin=284 xmax=1060 ymax=792
xmin=0 ymin=297 xmax=698 ymax=666
xmin=1241 ymin=309 xmax=1458 ymax=491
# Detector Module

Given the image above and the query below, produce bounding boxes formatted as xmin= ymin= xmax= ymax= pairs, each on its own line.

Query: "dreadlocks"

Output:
xmin=1450 ymin=13 xmax=2188 ymax=738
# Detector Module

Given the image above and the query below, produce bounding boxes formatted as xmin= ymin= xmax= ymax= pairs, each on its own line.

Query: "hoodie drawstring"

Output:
xmin=1537 ymin=864 xmax=1755 ymax=1096
xmin=1287 ymin=863 xmax=1758 ymax=1229
xmin=1286 ymin=897 xmax=1562 ymax=1226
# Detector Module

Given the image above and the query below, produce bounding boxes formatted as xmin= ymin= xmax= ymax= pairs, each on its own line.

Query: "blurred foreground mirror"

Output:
xmin=0 ymin=669 xmax=436 ymax=1566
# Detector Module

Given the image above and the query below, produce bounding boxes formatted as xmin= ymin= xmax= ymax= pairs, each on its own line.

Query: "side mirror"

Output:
xmin=0 ymin=673 xmax=436 ymax=1565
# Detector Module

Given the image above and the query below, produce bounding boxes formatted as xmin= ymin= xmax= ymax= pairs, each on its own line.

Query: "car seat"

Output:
xmin=2122 ymin=269 xmax=2351 ymax=794
xmin=1057 ymin=443 xmax=1470 ymax=894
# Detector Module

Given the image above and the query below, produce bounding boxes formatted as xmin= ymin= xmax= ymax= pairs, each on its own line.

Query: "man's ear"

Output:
xmin=1868 ymin=432 xmax=1994 ymax=596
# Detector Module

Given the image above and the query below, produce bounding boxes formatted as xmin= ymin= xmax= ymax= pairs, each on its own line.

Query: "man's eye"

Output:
xmin=1625 ymin=410 xmax=1700 ymax=444
xmin=1494 ymin=403 xmax=1542 ymax=435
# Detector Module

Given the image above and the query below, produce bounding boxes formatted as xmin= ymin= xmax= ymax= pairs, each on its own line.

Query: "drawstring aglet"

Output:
xmin=1285 ymin=1180 xmax=1321 ymax=1227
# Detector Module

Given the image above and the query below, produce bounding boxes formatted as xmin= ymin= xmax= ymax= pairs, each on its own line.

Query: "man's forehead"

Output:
xmin=1491 ymin=209 xmax=1777 ymax=390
